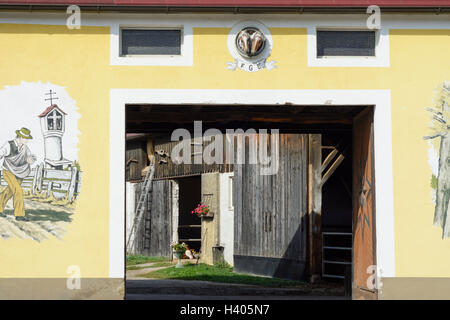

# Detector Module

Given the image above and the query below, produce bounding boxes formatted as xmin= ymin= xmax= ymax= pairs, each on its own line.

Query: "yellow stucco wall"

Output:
xmin=0 ymin=21 xmax=449 ymax=280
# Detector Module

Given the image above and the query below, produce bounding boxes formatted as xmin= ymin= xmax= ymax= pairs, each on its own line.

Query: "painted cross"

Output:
xmin=45 ymin=89 xmax=59 ymax=106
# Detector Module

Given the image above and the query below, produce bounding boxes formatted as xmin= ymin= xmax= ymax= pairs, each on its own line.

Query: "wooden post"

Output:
xmin=308 ymin=134 xmax=322 ymax=282
xmin=67 ymin=166 xmax=79 ymax=203
xmin=200 ymin=173 xmax=220 ymax=265
xmin=140 ymin=137 xmax=155 ymax=178
xmin=31 ymin=167 xmax=39 ymax=195
xmin=47 ymin=181 xmax=53 ymax=198
xmin=147 ymin=137 xmax=155 ymax=163
xmin=36 ymin=163 xmax=44 ymax=193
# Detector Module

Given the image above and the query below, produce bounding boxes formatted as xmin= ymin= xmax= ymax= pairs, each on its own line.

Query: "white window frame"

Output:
xmin=119 ymin=27 xmax=183 ymax=57
xmin=308 ymin=25 xmax=390 ymax=67
xmin=111 ymin=24 xmax=193 ymax=66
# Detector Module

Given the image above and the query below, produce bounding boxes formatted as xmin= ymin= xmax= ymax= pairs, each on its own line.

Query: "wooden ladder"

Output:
xmin=126 ymin=159 xmax=155 ymax=253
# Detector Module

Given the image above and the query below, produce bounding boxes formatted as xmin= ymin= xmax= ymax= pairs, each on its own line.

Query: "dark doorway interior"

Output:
xmin=321 ymin=133 xmax=353 ymax=281
xmin=125 ymin=104 xmax=374 ymax=298
xmin=177 ymin=176 xmax=202 ymax=252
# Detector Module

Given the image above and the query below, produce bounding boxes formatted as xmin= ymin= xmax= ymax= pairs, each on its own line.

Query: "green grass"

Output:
xmin=151 ymin=261 xmax=174 ymax=268
xmin=141 ymin=263 xmax=306 ymax=288
xmin=126 ymin=255 xmax=169 ymax=266
xmin=126 ymin=265 xmax=148 ymax=271
xmin=126 ymin=261 xmax=174 ymax=270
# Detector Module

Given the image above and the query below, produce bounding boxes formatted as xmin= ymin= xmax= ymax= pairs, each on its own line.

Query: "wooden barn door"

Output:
xmin=352 ymin=108 xmax=378 ymax=300
xmin=137 ymin=179 xmax=172 ymax=258
xmin=233 ymin=134 xmax=308 ymax=280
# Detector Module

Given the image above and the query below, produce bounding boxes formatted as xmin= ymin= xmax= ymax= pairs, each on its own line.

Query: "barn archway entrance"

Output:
xmin=124 ymin=104 xmax=377 ymax=299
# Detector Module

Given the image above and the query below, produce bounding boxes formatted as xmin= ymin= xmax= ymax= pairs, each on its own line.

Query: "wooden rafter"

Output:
xmin=321 ymin=147 xmax=339 ymax=172
xmin=322 ymin=153 xmax=345 ymax=186
xmin=321 ymin=144 xmax=348 ymax=186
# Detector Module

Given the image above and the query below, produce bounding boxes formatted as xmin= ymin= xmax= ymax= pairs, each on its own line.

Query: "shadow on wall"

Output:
xmin=273 ymin=223 xmax=306 ymax=281
xmin=3 ymin=209 xmax=72 ymax=222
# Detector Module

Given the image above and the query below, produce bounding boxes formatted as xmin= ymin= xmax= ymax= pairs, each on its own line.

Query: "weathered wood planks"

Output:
xmin=132 ymin=179 xmax=172 ymax=257
xmin=153 ymin=135 xmax=233 ymax=180
xmin=126 ymin=140 xmax=148 ymax=181
xmin=233 ymin=133 xmax=308 ymax=280
xmin=308 ymin=134 xmax=322 ymax=281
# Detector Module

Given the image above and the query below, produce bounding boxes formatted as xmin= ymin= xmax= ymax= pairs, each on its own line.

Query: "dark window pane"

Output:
xmin=317 ymin=31 xmax=375 ymax=57
xmin=121 ymin=29 xmax=181 ymax=55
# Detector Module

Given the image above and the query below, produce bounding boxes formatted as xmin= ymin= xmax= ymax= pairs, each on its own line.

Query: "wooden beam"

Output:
xmin=147 ymin=137 xmax=155 ymax=163
xmin=322 ymin=154 xmax=345 ymax=185
xmin=321 ymin=147 xmax=338 ymax=173
xmin=322 ymin=152 xmax=345 ymax=186
xmin=126 ymin=122 xmax=352 ymax=133
xmin=126 ymin=110 xmax=354 ymax=124
xmin=321 ymin=139 xmax=345 ymax=172
xmin=308 ymin=134 xmax=322 ymax=282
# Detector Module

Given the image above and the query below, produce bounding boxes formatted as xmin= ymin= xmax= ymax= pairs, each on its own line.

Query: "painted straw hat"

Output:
xmin=16 ymin=127 xmax=33 ymax=139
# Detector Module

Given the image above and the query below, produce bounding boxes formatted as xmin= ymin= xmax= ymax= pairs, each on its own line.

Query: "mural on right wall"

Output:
xmin=425 ymin=82 xmax=449 ymax=239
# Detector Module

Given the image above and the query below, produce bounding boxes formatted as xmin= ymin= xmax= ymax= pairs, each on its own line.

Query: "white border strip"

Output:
xmin=1 ymin=12 xmax=449 ymax=29
xmin=1 ymin=13 xmax=448 ymax=68
xmin=109 ymin=89 xmax=396 ymax=278
xmin=109 ymin=92 xmax=125 ymax=278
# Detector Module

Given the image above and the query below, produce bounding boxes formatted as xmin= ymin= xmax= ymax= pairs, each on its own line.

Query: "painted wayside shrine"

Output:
xmin=0 ymin=87 xmax=81 ymax=242
xmin=0 ymin=0 xmax=449 ymax=300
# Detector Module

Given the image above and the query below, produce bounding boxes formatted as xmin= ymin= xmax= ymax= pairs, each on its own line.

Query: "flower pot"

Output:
xmin=173 ymin=250 xmax=184 ymax=268
xmin=200 ymin=212 xmax=214 ymax=219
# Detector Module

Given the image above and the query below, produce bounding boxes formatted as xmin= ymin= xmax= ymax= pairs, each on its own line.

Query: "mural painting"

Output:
xmin=425 ymin=82 xmax=450 ymax=239
xmin=0 ymin=83 xmax=81 ymax=242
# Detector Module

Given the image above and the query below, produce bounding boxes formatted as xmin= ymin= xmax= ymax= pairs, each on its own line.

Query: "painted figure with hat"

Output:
xmin=0 ymin=128 xmax=36 ymax=221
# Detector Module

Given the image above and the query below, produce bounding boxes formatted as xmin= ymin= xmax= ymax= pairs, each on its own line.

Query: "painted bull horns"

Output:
xmin=236 ymin=28 xmax=265 ymax=58
xmin=250 ymin=32 xmax=264 ymax=56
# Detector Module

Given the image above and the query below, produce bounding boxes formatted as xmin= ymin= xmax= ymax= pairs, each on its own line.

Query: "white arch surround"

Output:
xmin=109 ymin=89 xmax=395 ymax=280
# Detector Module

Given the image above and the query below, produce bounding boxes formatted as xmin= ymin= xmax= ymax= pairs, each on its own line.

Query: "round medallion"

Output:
xmin=235 ymin=27 xmax=266 ymax=58
xmin=227 ymin=21 xmax=275 ymax=72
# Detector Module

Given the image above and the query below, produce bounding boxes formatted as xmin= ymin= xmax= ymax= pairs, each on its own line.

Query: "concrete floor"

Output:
xmin=126 ymin=293 xmax=349 ymax=300
xmin=125 ymin=278 xmax=348 ymax=300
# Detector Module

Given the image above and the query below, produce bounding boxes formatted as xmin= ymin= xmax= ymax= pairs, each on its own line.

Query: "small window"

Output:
xmin=47 ymin=110 xmax=62 ymax=130
xmin=317 ymin=30 xmax=376 ymax=57
xmin=120 ymin=29 xmax=181 ymax=56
